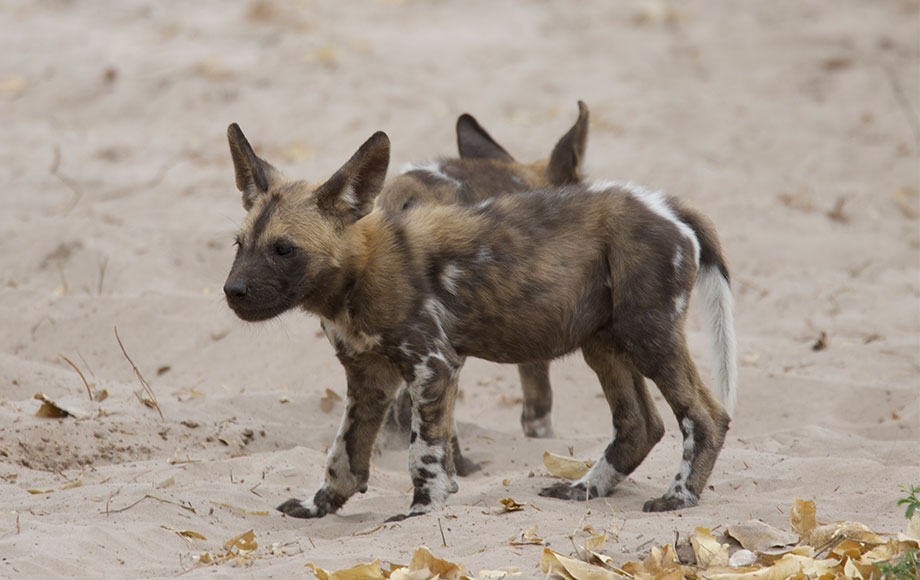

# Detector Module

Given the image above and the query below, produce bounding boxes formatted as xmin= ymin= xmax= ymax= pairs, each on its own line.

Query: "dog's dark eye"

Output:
xmin=274 ymin=241 xmax=295 ymax=256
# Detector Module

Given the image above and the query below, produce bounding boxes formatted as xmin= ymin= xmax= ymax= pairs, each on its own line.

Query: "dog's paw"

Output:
xmin=276 ymin=498 xmax=327 ymax=519
xmin=276 ymin=487 xmax=348 ymax=519
xmin=538 ymin=481 xmax=601 ymax=501
xmin=642 ymin=493 xmax=699 ymax=512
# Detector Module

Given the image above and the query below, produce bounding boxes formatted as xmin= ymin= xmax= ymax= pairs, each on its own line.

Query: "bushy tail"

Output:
xmin=696 ymin=264 xmax=738 ymax=416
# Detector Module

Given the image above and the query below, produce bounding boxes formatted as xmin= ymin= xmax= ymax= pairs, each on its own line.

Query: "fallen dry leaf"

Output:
xmin=33 ymin=392 xmax=86 ymax=419
xmin=726 ymin=520 xmax=797 ymax=552
xmin=541 ymin=548 xmax=619 ymax=580
xmin=224 ymin=529 xmax=257 ymax=552
xmin=789 ymin=497 xmax=818 ymax=537
xmin=621 ymin=544 xmax=685 ymax=580
xmin=320 ymin=388 xmax=343 ymax=413
xmin=543 ymin=450 xmax=595 ymax=480
xmin=509 ymin=524 xmax=543 ymax=546
xmin=497 ymin=497 xmax=525 ymax=513
xmin=26 ymin=488 xmax=53 ymax=494
xmin=307 ymin=560 xmax=387 ymax=580
xmin=156 ymin=476 xmax=175 ymax=489
xmin=691 ymin=527 xmax=730 ymax=568
xmin=583 ymin=533 xmax=608 ymax=552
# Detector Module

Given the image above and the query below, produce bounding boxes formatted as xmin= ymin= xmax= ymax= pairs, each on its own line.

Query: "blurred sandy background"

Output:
xmin=0 ymin=0 xmax=918 ymax=577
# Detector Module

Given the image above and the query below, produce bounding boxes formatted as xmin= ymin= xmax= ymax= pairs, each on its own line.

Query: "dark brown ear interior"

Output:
xmin=314 ymin=131 xmax=390 ymax=221
xmin=546 ymin=100 xmax=589 ymax=185
xmin=456 ymin=113 xmax=514 ymax=162
xmin=227 ymin=123 xmax=276 ymax=210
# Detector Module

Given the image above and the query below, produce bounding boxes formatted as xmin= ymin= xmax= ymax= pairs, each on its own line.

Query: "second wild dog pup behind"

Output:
xmin=379 ymin=101 xmax=590 ymax=450
xmin=223 ymin=125 xmax=737 ymax=521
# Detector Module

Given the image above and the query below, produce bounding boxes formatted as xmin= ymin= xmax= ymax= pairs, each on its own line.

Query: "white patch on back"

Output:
xmin=399 ymin=161 xmax=462 ymax=189
xmin=440 ymin=263 xmax=461 ymax=295
xmin=674 ymin=292 xmax=688 ymax=318
xmin=590 ymin=180 xmax=701 ymax=268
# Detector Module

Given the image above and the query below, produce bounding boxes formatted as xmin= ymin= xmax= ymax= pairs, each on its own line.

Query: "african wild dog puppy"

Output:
xmin=223 ymin=125 xmax=737 ymax=520
xmin=379 ymin=101 xmax=590 ymax=457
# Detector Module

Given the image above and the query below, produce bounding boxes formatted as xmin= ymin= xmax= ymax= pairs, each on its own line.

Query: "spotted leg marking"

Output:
xmin=277 ymin=355 xmax=401 ymax=519
xmin=386 ymin=348 xmax=463 ymax=522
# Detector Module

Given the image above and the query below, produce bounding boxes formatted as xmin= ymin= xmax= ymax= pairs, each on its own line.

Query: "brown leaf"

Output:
xmin=320 ymin=388 xmax=343 ymax=413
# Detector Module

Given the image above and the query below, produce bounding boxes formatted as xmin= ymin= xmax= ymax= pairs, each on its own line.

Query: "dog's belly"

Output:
xmin=448 ymin=278 xmax=612 ymax=364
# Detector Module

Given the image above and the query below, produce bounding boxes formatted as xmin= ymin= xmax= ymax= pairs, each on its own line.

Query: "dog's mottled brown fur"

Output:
xmin=223 ymin=124 xmax=737 ymax=521
xmin=378 ymin=102 xmax=590 ymax=459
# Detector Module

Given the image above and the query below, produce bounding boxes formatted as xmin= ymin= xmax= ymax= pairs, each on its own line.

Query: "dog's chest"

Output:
xmin=320 ymin=314 xmax=382 ymax=355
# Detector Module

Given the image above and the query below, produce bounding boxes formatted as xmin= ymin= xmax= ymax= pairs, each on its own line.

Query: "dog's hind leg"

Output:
xmin=518 ymin=360 xmax=555 ymax=438
xmin=635 ymin=333 xmax=730 ymax=512
xmin=540 ymin=339 xmax=664 ymax=500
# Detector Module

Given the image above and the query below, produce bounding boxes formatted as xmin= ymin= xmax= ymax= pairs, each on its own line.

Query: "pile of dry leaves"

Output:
xmin=301 ymin=498 xmax=919 ymax=580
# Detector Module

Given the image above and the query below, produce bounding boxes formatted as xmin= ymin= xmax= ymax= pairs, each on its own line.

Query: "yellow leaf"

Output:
xmin=907 ymin=514 xmax=920 ymax=540
xmin=542 ymin=450 xmax=595 ymax=480
xmin=540 ymin=548 xmax=618 ymax=580
xmin=26 ymin=488 xmax=53 ymax=494
xmin=509 ymin=524 xmax=543 ymax=546
xmin=726 ymin=520 xmax=797 ymax=551
xmin=477 ymin=569 xmax=519 ymax=579
xmin=691 ymin=526 xmax=730 ymax=568
xmin=621 ymin=545 xmax=684 ymax=579
xmin=177 ymin=530 xmax=207 ymax=541
xmin=405 ymin=546 xmax=464 ymax=579
xmin=224 ymin=529 xmax=257 ymax=553
xmin=0 ymin=76 xmax=26 ymax=97
xmin=497 ymin=497 xmax=525 ymax=513
xmin=790 ymin=498 xmax=818 ymax=536
xmin=157 ymin=477 xmax=175 ymax=489
xmin=307 ymin=560 xmax=386 ymax=580
xmin=320 ymin=388 xmax=343 ymax=413
xmin=583 ymin=533 xmax=608 ymax=552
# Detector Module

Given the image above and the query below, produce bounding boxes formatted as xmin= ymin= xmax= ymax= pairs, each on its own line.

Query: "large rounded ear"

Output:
xmin=314 ymin=131 xmax=390 ymax=222
xmin=227 ymin=123 xmax=282 ymax=211
xmin=546 ymin=100 xmax=589 ymax=185
xmin=456 ymin=113 xmax=514 ymax=162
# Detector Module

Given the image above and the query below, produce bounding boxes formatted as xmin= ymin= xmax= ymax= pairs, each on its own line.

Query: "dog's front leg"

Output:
xmin=387 ymin=349 xmax=464 ymax=521
xmin=278 ymin=354 xmax=401 ymax=519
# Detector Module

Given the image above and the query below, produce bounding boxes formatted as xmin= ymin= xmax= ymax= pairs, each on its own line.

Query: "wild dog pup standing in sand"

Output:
xmin=379 ymin=101 xmax=590 ymax=448
xmin=223 ymin=125 xmax=737 ymax=520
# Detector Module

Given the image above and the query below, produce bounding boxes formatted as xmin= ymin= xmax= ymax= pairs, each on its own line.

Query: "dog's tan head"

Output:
xmin=223 ymin=124 xmax=390 ymax=321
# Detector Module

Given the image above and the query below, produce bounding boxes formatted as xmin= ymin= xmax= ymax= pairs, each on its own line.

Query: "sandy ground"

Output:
xmin=1 ymin=0 xmax=918 ymax=578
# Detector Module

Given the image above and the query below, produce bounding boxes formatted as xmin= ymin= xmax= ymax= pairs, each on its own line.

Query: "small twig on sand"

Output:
xmin=438 ymin=517 xmax=448 ymax=548
xmin=50 ymin=145 xmax=84 ymax=215
xmin=107 ymin=493 xmax=195 ymax=515
xmin=97 ymin=256 xmax=109 ymax=296
xmin=15 ymin=511 xmax=20 ymax=535
xmin=59 ymin=353 xmax=94 ymax=400
xmin=882 ymin=62 xmax=920 ymax=151
xmin=114 ymin=325 xmax=164 ymax=421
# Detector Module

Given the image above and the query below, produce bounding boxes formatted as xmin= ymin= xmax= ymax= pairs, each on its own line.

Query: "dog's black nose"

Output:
xmin=224 ymin=279 xmax=248 ymax=299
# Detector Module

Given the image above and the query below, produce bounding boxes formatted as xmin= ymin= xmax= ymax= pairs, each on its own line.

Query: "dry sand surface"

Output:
xmin=1 ymin=0 xmax=919 ymax=578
